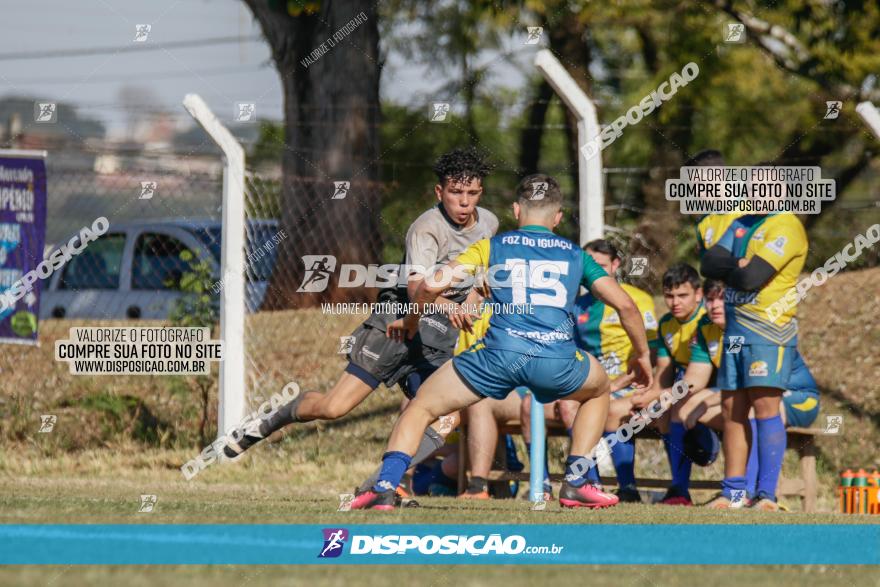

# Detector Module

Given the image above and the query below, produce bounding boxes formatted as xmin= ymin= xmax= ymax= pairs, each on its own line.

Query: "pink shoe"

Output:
xmin=349 ymin=489 xmax=396 ymax=511
xmin=559 ymin=482 xmax=620 ymax=509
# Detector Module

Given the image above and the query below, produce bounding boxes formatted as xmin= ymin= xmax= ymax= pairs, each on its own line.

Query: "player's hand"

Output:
xmin=609 ymin=371 xmax=636 ymax=393
xmin=386 ymin=316 xmax=419 ymax=343
xmin=627 ymin=352 xmax=653 ymax=390
xmin=446 ymin=303 xmax=478 ymax=333
xmin=629 ymin=387 xmax=661 ymax=411
xmin=737 ymin=257 xmax=749 ymax=268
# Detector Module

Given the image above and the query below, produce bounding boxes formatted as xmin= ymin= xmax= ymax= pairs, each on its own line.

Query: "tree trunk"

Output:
xmin=243 ymin=0 xmax=383 ymax=309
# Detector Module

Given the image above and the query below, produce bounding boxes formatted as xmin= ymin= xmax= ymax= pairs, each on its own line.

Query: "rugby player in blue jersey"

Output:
xmin=351 ymin=174 xmax=653 ymax=510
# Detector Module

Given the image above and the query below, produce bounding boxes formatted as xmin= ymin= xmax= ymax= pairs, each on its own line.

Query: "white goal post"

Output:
xmin=534 ymin=49 xmax=605 ymax=245
xmin=856 ymin=101 xmax=880 ymax=141
xmin=182 ymin=94 xmax=246 ymax=438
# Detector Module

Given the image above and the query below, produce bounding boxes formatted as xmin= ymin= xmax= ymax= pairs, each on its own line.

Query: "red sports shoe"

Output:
xmin=349 ymin=489 xmax=396 ymax=511
xmin=659 ymin=489 xmax=693 ymax=506
xmin=558 ymin=482 xmax=619 ymax=509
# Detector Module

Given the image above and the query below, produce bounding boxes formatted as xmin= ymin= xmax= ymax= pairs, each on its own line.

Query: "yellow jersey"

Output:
xmin=653 ymin=302 xmax=706 ymax=373
xmin=573 ymin=283 xmax=658 ymax=380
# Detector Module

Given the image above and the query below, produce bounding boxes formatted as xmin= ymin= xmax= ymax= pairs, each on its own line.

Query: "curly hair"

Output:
xmin=433 ymin=147 xmax=493 ymax=186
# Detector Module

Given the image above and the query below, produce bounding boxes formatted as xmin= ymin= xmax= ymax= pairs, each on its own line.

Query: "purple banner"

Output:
xmin=0 ymin=151 xmax=47 ymax=344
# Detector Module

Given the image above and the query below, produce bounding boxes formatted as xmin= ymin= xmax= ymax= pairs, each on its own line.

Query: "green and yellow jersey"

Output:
xmin=689 ymin=314 xmax=724 ymax=368
xmin=454 ymin=305 xmax=492 ymax=356
xmin=716 ymin=213 xmax=808 ymax=346
xmin=573 ymin=283 xmax=658 ymax=380
xmin=652 ymin=302 xmax=706 ymax=373
xmin=696 ymin=213 xmax=742 ymax=254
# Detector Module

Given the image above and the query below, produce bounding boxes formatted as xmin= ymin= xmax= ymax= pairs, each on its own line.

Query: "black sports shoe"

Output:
xmin=223 ymin=419 xmax=269 ymax=458
xmin=615 ymin=485 xmax=642 ymax=503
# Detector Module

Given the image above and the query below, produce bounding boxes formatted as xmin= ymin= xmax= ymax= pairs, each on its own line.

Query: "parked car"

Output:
xmin=39 ymin=218 xmax=280 ymax=320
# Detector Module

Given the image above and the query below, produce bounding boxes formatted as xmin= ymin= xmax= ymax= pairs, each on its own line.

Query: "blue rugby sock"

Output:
xmin=564 ymin=455 xmax=590 ymax=488
xmin=721 ymin=475 xmax=748 ymax=501
xmin=755 ymin=415 xmax=786 ymax=500
xmin=745 ymin=418 xmax=759 ymax=498
xmin=604 ymin=431 xmax=635 ymax=488
xmin=373 ymin=451 xmax=411 ymax=493
xmin=662 ymin=422 xmax=691 ymax=497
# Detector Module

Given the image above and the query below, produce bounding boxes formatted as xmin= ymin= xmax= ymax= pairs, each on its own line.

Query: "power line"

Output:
xmin=3 ymin=64 xmax=271 ymax=85
xmin=0 ymin=35 xmax=263 ymax=62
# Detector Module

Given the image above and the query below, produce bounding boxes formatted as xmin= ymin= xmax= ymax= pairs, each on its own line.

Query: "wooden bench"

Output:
xmin=456 ymin=420 xmax=822 ymax=512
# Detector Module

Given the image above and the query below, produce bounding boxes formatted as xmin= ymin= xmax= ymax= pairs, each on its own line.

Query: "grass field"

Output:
xmin=1 ymin=269 xmax=879 ymax=584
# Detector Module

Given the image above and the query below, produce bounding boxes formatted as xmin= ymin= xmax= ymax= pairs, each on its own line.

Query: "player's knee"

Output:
xmin=317 ymin=398 xmax=353 ymax=420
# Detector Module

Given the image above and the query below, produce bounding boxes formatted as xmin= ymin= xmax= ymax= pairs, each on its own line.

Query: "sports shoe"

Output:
xmin=349 ymin=489 xmax=396 ymax=510
xmin=354 ymin=484 xmax=408 ymax=506
xmin=748 ymin=497 xmax=781 ymax=512
xmin=615 ymin=485 xmax=642 ymax=503
xmin=559 ymin=482 xmax=619 ymax=509
xmin=703 ymin=493 xmax=731 ymax=509
xmin=703 ymin=491 xmax=746 ymax=509
xmin=458 ymin=490 xmax=490 ymax=500
xmin=222 ymin=418 xmax=268 ymax=458
xmin=659 ymin=488 xmax=693 ymax=506
xmin=521 ymin=484 xmax=555 ymax=502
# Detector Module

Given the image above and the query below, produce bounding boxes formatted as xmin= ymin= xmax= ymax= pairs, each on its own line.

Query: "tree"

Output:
xmin=242 ymin=0 xmax=383 ymax=308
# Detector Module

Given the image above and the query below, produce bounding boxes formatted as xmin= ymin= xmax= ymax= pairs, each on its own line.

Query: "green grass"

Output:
xmin=0 ymin=565 xmax=876 ymax=587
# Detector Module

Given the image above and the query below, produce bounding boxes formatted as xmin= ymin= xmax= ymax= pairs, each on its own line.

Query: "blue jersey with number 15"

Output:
xmin=453 ymin=224 xmax=608 ymax=359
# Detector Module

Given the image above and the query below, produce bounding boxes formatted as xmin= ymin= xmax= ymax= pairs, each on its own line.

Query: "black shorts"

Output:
xmin=346 ymin=310 xmax=458 ymax=395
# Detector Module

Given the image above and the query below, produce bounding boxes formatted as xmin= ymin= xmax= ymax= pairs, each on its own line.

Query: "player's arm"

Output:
xmin=585 ymin=255 xmax=652 ymax=389
xmin=685 ymin=328 xmax=715 ymax=392
xmin=728 ymin=222 xmax=806 ymax=290
xmin=394 ymin=240 xmax=489 ymax=340
xmin=631 ymin=355 xmax=672 ymax=409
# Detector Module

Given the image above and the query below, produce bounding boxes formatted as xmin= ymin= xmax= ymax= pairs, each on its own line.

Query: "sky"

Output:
xmin=0 ymin=0 xmax=531 ymax=137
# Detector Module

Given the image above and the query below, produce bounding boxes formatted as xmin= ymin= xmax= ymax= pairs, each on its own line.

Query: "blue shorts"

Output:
xmin=717 ymin=342 xmax=793 ymax=391
xmin=452 ymin=346 xmax=591 ymax=404
xmin=783 ymin=390 xmax=820 ymax=427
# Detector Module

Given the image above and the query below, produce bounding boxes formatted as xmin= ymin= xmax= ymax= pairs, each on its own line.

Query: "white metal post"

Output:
xmin=534 ymin=49 xmax=605 ymax=244
xmin=182 ymin=94 xmax=246 ymax=438
xmin=856 ymin=101 xmax=880 ymax=140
